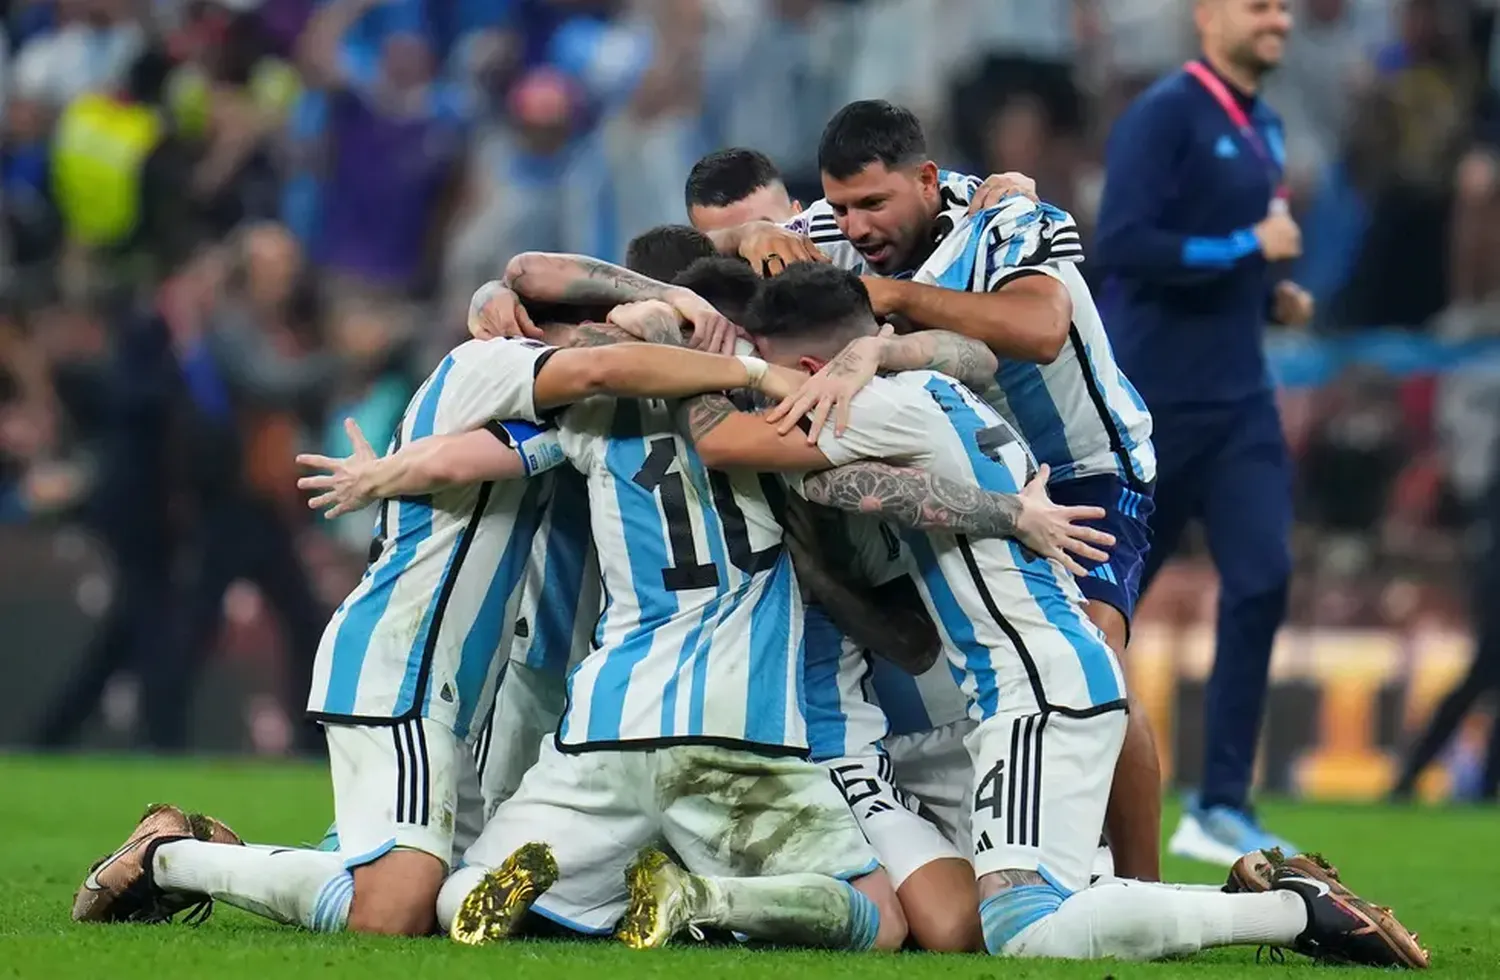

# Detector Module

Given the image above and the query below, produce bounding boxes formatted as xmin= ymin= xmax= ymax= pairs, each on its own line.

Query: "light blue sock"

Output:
xmin=310 ymin=870 xmax=354 ymax=933
xmin=842 ymin=881 xmax=881 ymax=951
xmin=979 ymin=884 xmax=1064 ymax=955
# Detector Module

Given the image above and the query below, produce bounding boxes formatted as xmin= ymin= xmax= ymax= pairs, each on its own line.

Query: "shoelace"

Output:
xmin=1255 ymin=945 xmax=1287 ymax=965
xmin=180 ymin=899 xmax=215 ymax=927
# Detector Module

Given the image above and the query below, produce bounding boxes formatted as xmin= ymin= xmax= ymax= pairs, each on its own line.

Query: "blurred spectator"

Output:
xmin=11 ymin=0 xmax=144 ymax=113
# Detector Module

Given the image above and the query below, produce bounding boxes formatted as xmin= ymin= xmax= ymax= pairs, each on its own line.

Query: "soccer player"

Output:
xmin=623 ymin=224 xmax=718 ymax=284
xmin=70 ymin=312 xmax=811 ymax=937
xmin=668 ymin=262 xmax=1426 ymax=967
xmin=722 ymin=102 xmax=1163 ymax=882
xmin=1094 ymin=0 xmax=1312 ymax=864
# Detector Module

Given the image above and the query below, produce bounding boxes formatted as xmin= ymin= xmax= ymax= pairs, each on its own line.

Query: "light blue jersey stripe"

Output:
xmin=528 ymin=473 xmax=592 ymax=676
xmin=905 ymin=532 xmax=999 ymax=718
xmin=802 ymin=602 xmax=847 ymax=762
xmin=744 ymin=554 xmax=795 ymax=744
xmin=323 ymin=357 xmax=455 ymax=713
xmin=584 ymin=405 xmax=678 ymax=740
xmin=448 ymin=480 xmax=546 ymax=737
xmin=993 ymin=361 xmax=1071 ymax=475
xmin=868 ymin=659 xmax=933 ymax=737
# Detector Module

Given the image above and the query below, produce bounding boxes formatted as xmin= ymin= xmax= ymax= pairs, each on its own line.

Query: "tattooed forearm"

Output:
xmin=882 ymin=331 xmax=998 ymax=390
xmin=801 ymin=460 xmax=1021 ymax=538
xmin=677 ymin=393 xmax=736 ymax=444
xmin=508 ymin=253 xmax=672 ymax=306
xmin=631 ymin=308 xmax=687 ymax=346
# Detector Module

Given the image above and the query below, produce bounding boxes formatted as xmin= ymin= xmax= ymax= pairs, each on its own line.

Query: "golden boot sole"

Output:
xmin=449 ymin=842 xmax=558 ymax=946
xmin=617 ymin=849 xmax=678 ymax=950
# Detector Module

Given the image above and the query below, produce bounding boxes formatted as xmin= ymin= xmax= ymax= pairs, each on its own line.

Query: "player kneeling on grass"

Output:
xmin=68 ymin=302 xmax=817 ymax=938
xmin=684 ymin=262 xmax=1429 ymax=968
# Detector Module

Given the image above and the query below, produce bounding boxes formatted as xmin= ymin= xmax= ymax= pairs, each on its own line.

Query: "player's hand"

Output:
xmin=1253 ymin=209 xmax=1302 ymax=262
xmin=1272 ymin=279 xmax=1315 ymax=327
xmin=765 ymin=326 xmax=892 ymax=440
xmin=468 ymin=280 xmax=543 ymax=340
xmin=968 ymin=171 xmax=1039 ymax=213
xmin=755 ymin=363 xmax=808 ymax=403
xmin=1012 ymin=464 xmax=1115 ymax=577
xmin=665 ymin=286 xmax=736 ymax=353
xmin=605 ymin=299 xmax=685 ymax=346
xmin=738 ymin=222 xmax=828 ymax=276
xmin=296 ymin=418 xmax=379 ymax=519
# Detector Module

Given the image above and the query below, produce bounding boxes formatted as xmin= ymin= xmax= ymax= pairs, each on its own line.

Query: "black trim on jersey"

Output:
xmin=552 ymin=730 xmax=809 ymax=759
xmin=1066 ymin=326 xmax=1136 ymax=484
xmin=483 ymin=420 xmax=515 ymax=446
xmin=954 ymin=537 xmax=1128 ymax=719
xmin=532 ymin=346 xmax=559 ymax=379
xmin=413 ymin=718 xmax=432 ymax=825
xmin=988 ymin=267 xmax=1053 ymax=292
xmin=1030 ymin=713 xmax=1046 ymax=847
xmin=1005 ymin=715 xmax=1022 ymax=845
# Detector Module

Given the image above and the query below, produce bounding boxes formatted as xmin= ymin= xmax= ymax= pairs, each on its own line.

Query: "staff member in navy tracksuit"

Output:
xmin=1094 ymin=0 xmax=1313 ymax=866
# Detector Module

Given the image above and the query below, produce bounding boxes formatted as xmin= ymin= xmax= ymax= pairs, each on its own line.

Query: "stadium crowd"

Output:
xmin=1 ymin=0 xmax=1499 ymax=789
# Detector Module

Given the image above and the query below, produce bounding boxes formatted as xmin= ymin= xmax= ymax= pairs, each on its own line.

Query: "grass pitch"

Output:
xmin=2 ymin=754 xmax=1497 ymax=978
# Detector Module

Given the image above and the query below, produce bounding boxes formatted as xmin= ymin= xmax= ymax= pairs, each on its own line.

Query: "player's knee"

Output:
xmin=899 ymin=858 xmax=983 ymax=952
xmin=851 ymin=869 xmax=908 ymax=951
xmin=347 ymin=849 xmax=445 ymax=936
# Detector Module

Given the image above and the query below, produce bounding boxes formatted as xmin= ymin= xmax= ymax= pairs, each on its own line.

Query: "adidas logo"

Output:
xmin=975 ymin=831 xmax=995 ymax=854
xmin=865 ymin=801 xmax=894 ymax=817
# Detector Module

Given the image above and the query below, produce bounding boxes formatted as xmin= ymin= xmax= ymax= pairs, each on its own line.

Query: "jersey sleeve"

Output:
xmin=439 ymin=338 xmax=557 ymax=430
xmin=977 ymin=201 xmax=1083 ymax=292
xmin=484 ymin=419 xmax=566 ymax=477
xmin=783 ymin=200 xmax=866 ymax=272
xmin=813 ymin=376 xmax=939 ymax=467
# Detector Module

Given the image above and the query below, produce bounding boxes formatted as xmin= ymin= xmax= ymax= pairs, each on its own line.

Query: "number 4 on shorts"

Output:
xmin=974 ymin=759 xmax=1004 ymax=821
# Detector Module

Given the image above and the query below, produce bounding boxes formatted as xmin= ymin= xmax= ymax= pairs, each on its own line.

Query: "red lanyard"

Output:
xmin=1183 ymin=60 xmax=1288 ymax=202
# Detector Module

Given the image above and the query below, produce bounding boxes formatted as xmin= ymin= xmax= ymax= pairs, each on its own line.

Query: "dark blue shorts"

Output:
xmin=1047 ymin=474 xmax=1155 ymax=622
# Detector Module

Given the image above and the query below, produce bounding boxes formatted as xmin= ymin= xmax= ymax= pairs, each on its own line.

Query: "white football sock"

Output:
xmin=699 ymin=874 xmax=880 ymax=950
xmin=990 ymin=879 xmax=1306 ymax=960
xmin=436 ymin=866 xmax=488 ymax=932
xmin=152 ymin=840 xmax=351 ymax=932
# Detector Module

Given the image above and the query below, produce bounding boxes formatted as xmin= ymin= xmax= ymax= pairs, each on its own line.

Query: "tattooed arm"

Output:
xmin=765 ymin=329 xmax=997 ymax=439
xmin=504 ymin=251 xmax=674 ymax=306
xmin=800 ymin=461 xmax=1021 ymax=536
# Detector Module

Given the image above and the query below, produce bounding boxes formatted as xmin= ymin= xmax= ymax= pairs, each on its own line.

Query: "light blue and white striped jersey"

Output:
xmin=307 ymin=339 xmax=569 ymax=739
xmin=912 ymin=201 xmax=1155 ymax=483
xmin=554 ymin=397 xmax=806 ymax=752
xmin=786 ymin=169 xmax=982 ymax=274
xmin=804 ymin=514 xmax=971 ymax=761
xmin=796 ymin=370 xmax=1127 ymax=720
xmin=506 ymin=469 xmax=601 ymax=681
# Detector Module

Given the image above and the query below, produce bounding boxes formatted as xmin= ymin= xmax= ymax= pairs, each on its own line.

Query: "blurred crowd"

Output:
xmin=4 ymin=0 xmax=1500 ymax=750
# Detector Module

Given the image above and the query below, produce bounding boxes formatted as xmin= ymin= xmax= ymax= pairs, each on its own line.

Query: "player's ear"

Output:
xmin=790 ymin=199 xmax=803 ymax=214
xmin=798 ymin=355 xmax=826 ymax=375
xmin=916 ymin=160 xmax=940 ymax=197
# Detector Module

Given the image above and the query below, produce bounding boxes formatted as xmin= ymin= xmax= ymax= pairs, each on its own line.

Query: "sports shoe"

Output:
xmin=1272 ymin=862 xmax=1429 ymax=969
xmin=616 ymin=849 xmax=713 ymax=950
xmin=72 ymin=803 xmax=196 ymax=923
xmin=192 ymin=814 xmax=243 ymax=847
xmin=449 ymin=842 xmax=558 ymax=946
xmin=1225 ymin=848 xmax=1352 ymax=897
xmin=1168 ymin=803 xmax=1299 ymax=867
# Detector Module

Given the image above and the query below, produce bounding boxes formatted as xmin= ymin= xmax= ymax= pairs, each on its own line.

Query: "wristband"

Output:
xmin=737 ymin=354 xmax=769 ymax=389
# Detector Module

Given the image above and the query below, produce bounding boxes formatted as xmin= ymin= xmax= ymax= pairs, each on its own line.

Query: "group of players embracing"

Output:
xmin=70 ymin=100 xmax=1429 ymax=969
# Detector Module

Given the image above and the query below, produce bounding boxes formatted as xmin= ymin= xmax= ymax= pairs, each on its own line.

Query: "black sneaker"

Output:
xmin=1272 ymin=865 xmax=1430 ymax=969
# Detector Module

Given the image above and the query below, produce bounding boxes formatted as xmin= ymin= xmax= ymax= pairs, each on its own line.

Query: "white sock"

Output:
xmin=153 ymin=840 xmax=352 ymax=932
xmin=436 ymin=866 xmax=488 ymax=932
xmin=992 ymin=879 xmax=1307 ymax=960
xmin=699 ymin=874 xmax=879 ymax=950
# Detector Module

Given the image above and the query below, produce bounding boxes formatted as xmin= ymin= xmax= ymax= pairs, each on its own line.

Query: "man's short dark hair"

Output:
xmin=745 ymin=262 xmax=872 ymax=341
xmin=624 ymin=224 xmax=717 ymax=282
xmin=685 ymin=148 xmax=784 ymax=210
xmin=817 ymin=100 xmax=927 ymax=180
xmin=671 ymin=256 xmax=759 ymax=324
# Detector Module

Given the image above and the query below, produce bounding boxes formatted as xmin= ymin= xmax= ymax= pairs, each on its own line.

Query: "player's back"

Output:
xmin=556 ymin=397 xmax=805 ymax=753
xmin=309 ymin=338 xmax=564 ymax=739
xmin=823 ymin=370 xmax=1125 ymax=721
xmin=914 ymin=200 xmax=1154 ymax=486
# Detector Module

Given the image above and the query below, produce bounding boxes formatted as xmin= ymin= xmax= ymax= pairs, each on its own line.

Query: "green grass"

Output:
xmin=2 ymin=754 xmax=1497 ymax=978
